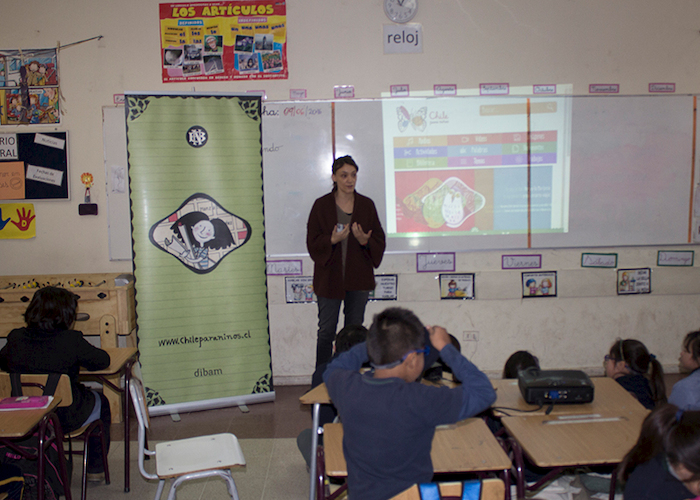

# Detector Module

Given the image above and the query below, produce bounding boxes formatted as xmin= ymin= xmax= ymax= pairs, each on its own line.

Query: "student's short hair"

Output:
xmin=366 ymin=307 xmax=425 ymax=366
xmin=503 ymin=351 xmax=540 ymax=379
xmin=683 ymin=330 xmax=700 ymax=362
xmin=334 ymin=325 xmax=368 ymax=354
xmin=24 ymin=286 xmax=78 ymax=332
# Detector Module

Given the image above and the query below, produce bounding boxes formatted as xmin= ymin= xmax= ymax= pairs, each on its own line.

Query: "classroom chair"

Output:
xmin=390 ymin=478 xmax=506 ymax=500
xmin=129 ymin=377 xmax=246 ymax=500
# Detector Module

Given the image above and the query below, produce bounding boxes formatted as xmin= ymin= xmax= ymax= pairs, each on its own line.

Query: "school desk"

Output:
xmin=0 ymin=397 xmax=72 ymax=500
xmin=79 ymin=347 xmax=138 ymax=492
xmin=300 ymin=383 xmax=512 ymax=500
xmin=491 ymin=377 xmax=646 ymax=416
xmin=299 ymin=383 xmax=330 ymax=500
xmin=500 ymin=378 xmax=649 ymax=500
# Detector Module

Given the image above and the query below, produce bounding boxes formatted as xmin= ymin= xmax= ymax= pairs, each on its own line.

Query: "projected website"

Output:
xmin=382 ymin=97 xmax=571 ymax=237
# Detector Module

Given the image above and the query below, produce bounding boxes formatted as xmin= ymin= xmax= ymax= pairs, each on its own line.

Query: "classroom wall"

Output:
xmin=2 ymin=0 xmax=700 ymax=383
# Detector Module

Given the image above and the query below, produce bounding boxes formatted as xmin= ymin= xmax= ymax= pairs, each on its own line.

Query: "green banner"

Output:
xmin=126 ymin=94 xmax=271 ymax=407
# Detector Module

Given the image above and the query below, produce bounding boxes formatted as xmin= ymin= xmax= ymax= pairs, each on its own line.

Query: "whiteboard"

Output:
xmin=262 ymin=96 xmax=696 ymax=257
xmin=103 ymin=106 xmax=132 ymax=261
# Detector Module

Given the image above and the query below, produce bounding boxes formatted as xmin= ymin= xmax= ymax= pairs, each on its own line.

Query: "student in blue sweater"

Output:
xmin=669 ymin=330 xmax=700 ymax=410
xmin=323 ymin=307 xmax=496 ymax=500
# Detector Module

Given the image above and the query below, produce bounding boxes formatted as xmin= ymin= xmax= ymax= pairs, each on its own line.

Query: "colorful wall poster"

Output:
xmin=159 ymin=1 xmax=287 ymax=82
xmin=0 ymin=49 xmax=59 ymax=125
xmin=285 ymin=276 xmax=315 ymax=303
xmin=439 ymin=273 xmax=475 ymax=299
xmin=126 ymin=93 xmax=272 ymax=410
xmin=617 ymin=268 xmax=651 ymax=295
xmin=0 ymin=203 xmax=36 ymax=239
xmin=522 ymin=271 xmax=557 ymax=297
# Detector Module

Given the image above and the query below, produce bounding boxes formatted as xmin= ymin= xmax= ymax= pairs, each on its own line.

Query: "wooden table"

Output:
xmin=299 ymin=383 xmax=331 ymax=500
xmin=300 ymin=383 xmax=512 ymax=500
xmin=498 ymin=377 xmax=649 ymax=500
xmin=80 ymin=347 xmax=138 ymax=493
xmin=322 ymin=419 xmax=511 ymax=476
xmin=0 ymin=398 xmax=72 ymax=500
xmin=492 ymin=377 xmax=646 ymax=416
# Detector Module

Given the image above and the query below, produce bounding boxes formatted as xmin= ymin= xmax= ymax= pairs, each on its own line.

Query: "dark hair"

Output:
xmin=331 ymin=155 xmax=358 ymax=192
xmin=170 ymin=212 xmax=234 ymax=250
xmin=619 ymin=404 xmax=700 ymax=483
xmin=503 ymin=351 xmax=540 ymax=379
xmin=683 ymin=330 xmax=700 ymax=363
xmin=609 ymin=338 xmax=667 ymax=406
xmin=366 ymin=307 xmax=424 ymax=366
xmin=335 ymin=325 xmax=368 ymax=354
xmin=24 ymin=286 xmax=78 ymax=332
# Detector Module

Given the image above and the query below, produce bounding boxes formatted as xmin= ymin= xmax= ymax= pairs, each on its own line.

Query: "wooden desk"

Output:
xmin=301 ymin=383 xmax=512 ymax=500
xmin=80 ymin=347 xmax=138 ymax=493
xmin=322 ymin=419 xmax=511 ymax=477
xmin=499 ymin=378 xmax=649 ymax=500
xmin=299 ymin=383 xmax=331 ymax=500
xmin=0 ymin=398 xmax=72 ymax=500
xmin=0 ymin=398 xmax=61 ymax=437
xmin=492 ymin=377 xmax=645 ymax=416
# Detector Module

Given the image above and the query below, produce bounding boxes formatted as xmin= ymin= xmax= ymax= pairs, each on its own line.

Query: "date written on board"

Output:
xmin=262 ymin=105 xmax=323 ymax=118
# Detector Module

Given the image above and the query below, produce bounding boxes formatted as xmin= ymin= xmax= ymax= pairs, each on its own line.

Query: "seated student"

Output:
xmin=619 ymin=404 xmax=700 ymax=499
xmin=669 ymin=330 xmax=700 ymax=410
xmin=604 ymin=338 xmax=666 ymax=410
xmin=502 ymin=350 xmax=539 ymax=379
xmin=296 ymin=324 xmax=368 ymax=467
xmin=0 ymin=286 xmax=111 ymax=481
xmin=323 ymin=307 xmax=496 ymax=500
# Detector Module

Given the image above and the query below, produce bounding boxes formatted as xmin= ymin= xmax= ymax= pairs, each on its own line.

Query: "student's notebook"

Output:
xmin=0 ymin=396 xmax=53 ymax=410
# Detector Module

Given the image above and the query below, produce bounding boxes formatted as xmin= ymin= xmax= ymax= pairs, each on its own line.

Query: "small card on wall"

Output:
xmin=617 ymin=268 xmax=651 ymax=295
xmin=657 ymin=250 xmax=694 ymax=266
xmin=369 ymin=275 xmax=398 ymax=300
xmin=581 ymin=253 xmax=617 ymax=268
xmin=439 ymin=273 xmax=475 ymax=300
xmin=285 ymin=276 xmax=316 ymax=303
xmin=522 ymin=271 xmax=557 ymax=298
xmin=417 ymin=252 xmax=455 ymax=272
xmin=267 ymin=260 xmax=302 ymax=275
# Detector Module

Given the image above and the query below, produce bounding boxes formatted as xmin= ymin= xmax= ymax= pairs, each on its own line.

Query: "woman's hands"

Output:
xmin=351 ymin=222 xmax=372 ymax=246
xmin=330 ymin=222 xmax=372 ymax=246
xmin=330 ymin=223 xmax=350 ymax=244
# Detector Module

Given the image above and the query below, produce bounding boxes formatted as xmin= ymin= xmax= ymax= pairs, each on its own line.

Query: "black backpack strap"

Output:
xmin=10 ymin=373 xmax=23 ymax=397
xmin=43 ymin=373 xmax=61 ymax=396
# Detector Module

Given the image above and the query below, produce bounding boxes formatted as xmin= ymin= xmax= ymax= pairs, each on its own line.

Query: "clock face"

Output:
xmin=384 ymin=0 xmax=418 ymax=24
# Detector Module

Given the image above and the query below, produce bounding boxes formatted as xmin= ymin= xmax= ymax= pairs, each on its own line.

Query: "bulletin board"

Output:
xmin=0 ymin=132 xmax=69 ymax=200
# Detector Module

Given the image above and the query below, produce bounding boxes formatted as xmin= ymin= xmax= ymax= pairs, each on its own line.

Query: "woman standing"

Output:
xmin=307 ymin=155 xmax=386 ymax=367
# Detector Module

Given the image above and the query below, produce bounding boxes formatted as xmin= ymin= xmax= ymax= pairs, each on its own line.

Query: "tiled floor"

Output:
xmin=73 ymin=385 xmax=313 ymax=500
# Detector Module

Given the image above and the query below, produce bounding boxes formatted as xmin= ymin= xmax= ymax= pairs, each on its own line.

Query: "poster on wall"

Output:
xmin=159 ymin=1 xmax=288 ymax=83
xmin=126 ymin=92 xmax=272 ymax=411
xmin=0 ymin=49 xmax=59 ymax=125
xmin=0 ymin=203 xmax=35 ymax=239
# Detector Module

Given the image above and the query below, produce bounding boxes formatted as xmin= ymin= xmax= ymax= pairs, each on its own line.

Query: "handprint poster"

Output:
xmin=126 ymin=93 xmax=272 ymax=413
xmin=0 ymin=203 xmax=36 ymax=239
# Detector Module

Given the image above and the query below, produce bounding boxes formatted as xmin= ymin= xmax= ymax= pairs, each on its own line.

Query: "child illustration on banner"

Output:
xmin=149 ymin=193 xmax=252 ymax=274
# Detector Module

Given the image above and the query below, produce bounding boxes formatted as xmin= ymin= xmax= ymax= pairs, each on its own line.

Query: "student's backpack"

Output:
xmin=0 ymin=373 xmax=70 ymax=500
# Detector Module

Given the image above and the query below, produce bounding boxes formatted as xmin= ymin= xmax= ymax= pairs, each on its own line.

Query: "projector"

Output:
xmin=518 ymin=369 xmax=594 ymax=405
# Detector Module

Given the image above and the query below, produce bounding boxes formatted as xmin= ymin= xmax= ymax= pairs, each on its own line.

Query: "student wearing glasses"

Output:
xmin=323 ymin=307 xmax=496 ymax=500
xmin=604 ymin=338 xmax=666 ymax=410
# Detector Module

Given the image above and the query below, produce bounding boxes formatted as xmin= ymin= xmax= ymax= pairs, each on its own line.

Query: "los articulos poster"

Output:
xmin=159 ymin=1 xmax=288 ymax=82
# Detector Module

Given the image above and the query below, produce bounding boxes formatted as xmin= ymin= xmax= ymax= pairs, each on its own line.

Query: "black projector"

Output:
xmin=518 ymin=369 xmax=594 ymax=405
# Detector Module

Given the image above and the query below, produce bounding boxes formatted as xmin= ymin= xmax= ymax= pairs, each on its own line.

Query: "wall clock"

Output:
xmin=384 ymin=0 xmax=418 ymax=24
